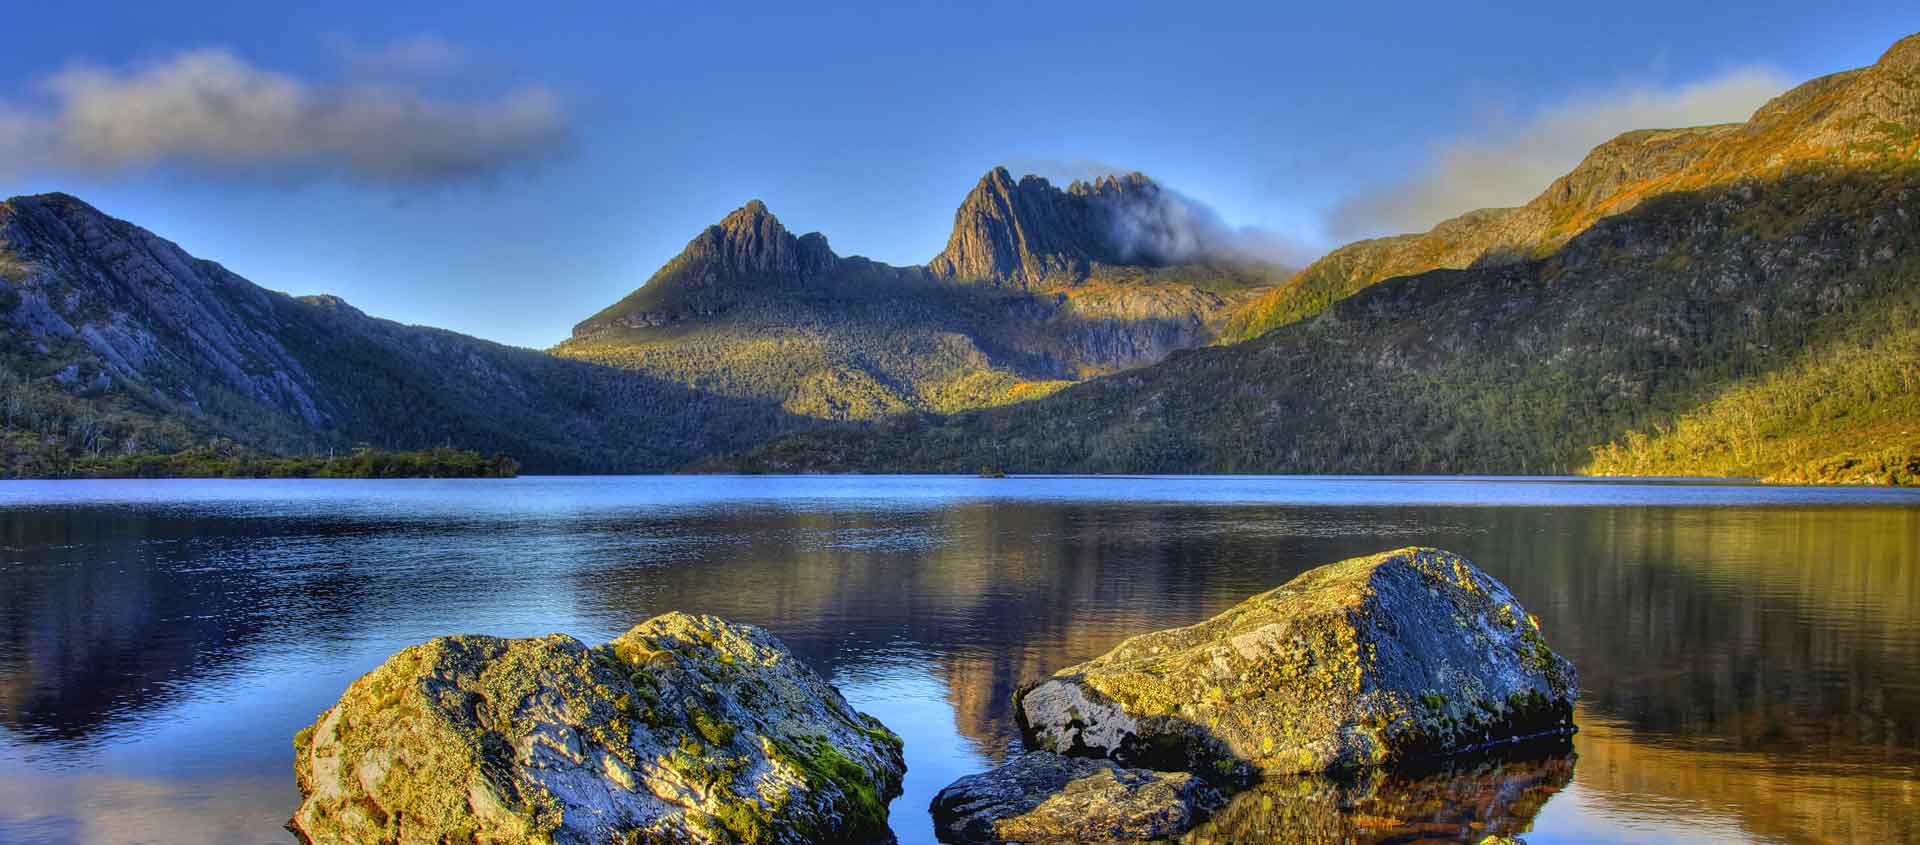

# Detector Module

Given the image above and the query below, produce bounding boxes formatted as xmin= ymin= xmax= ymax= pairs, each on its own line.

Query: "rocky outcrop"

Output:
xmin=929 ymin=168 xmax=1108 ymax=287
xmin=1015 ymin=548 xmax=1577 ymax=778
xmin=570 ymin=201 xmax=853 ymax=336
xmin=289 ymin=612 xmax=906 ymax=845
xmin=930 ymin=752 xmax=1225 ymax=844
xmin=928 ymin=169 xmax=1214 ymax=288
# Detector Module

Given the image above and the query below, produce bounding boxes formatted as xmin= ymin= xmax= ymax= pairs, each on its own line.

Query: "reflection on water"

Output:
xmin=1184 ymin=741 xmax=1575 ymax=844
xmin=0 ymin=476 xmax=1916 ymax=844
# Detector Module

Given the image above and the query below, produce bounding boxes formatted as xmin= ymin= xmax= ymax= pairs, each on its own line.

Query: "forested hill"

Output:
xmin=553 ymin=169 xmax=1288 ymax=420
xmin=719 ymin=34 xmax=1920 ymax=482
xmin=0 ymin=194 xmax=800 ymax=474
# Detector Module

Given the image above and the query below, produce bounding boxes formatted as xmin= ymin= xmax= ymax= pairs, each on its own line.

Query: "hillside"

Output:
xmin=1223 ymin=36 xmax=1920 ymax=341
xmin=720 ymin=34 xmax=1920 ymax=480
xmin=0 ymin=194 xmax=799 ymax=474
xmin=555 ymin=170 xmax=1287 ymax=419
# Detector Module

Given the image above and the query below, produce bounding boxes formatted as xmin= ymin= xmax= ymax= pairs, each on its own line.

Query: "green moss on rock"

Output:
xmin=1017 ymin=548 xmax=1578 ymax=778
xmin=288 ymin=613 xmax=906 ymax=845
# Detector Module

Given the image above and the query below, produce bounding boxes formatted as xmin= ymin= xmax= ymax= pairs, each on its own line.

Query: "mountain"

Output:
xmin=720 ymin=33 xmax=1920 ymax=481
xmin=1225 ymin=37 xmax=1920 ymax=341
xmin=0 ymin=194 xmax=798 ymax=474
xmin=555 ymin=169 xmax=1288 ymax=420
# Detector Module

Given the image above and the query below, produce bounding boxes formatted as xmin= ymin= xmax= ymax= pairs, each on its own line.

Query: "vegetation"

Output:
xmin=58 ymin=446 xmax=518 ymax=479
xmin=557 ymin=262 xmax=1263 ymax=421
xmin=1587 ymin=290 xmax=1920 ymax=480
xmin=717 ymin=167 xmax=1920 ymax=485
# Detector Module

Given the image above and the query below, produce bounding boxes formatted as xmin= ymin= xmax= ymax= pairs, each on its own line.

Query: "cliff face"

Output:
xmin=1224 ymin=33 xmax=1920 ymax=342
xmin=927 ymin=168 xmax=1218 ymax=288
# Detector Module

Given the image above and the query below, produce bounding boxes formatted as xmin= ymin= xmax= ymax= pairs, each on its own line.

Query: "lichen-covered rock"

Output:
xmin=289 ymin=612 xmax=906 ymax=845
xmin=930 ymin=752 xmax=1225 ymax=843
xmin=1015 ymin=548 xmax=1576 ymax=777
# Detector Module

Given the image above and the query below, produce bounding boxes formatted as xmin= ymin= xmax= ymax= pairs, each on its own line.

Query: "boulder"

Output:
xmin=1015 ymin=547 xmax=1577 ymax=778
xmin=289 ymin=612 xmax=906 ymax=845
xmin=930 ymin=752 xmax=1225 ymax=843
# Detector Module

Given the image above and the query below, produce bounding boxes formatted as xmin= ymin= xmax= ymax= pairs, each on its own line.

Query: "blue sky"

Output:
xmin=1 ymin=2 xmax=1914 ymax=348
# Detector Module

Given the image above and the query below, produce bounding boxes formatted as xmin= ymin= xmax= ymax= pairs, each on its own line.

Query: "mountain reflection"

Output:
xmin=1 ymin=481 xmax=1915 ymax=844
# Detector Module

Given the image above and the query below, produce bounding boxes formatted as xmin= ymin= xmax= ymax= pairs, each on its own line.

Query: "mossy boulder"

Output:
xmin=1014 ymin=548 xmax=1577 ymax=777
xmin=288 ymin=612 xmax=906 ymax=845
xmin=930 ymin=752 xmax=1225 ymax=843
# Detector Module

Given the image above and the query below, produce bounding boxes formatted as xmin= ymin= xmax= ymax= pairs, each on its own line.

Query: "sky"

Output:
xmin=1 ymin=2 xmax=1914 ymax=348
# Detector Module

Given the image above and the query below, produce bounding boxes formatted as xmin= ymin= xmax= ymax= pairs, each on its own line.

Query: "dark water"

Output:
xmin=0 ymin=475 xmax=1916 ymax=844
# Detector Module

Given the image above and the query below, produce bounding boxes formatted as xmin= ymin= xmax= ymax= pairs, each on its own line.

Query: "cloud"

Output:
xmin=1085 ymin=176 xmax=1316 ymax=269
xmin=1328 ymin=67 xmax=1792 ymax=239
xmin=0 ymin=46 xmax=568 ymax=185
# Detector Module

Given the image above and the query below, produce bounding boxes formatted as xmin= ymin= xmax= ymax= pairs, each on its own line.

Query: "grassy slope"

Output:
xmin=557 ymin=265 xmax=1272 ymax=420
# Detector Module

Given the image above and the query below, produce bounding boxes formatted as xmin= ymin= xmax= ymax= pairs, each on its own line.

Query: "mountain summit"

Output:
xmin=570 ymin=200 xmax=862 ymax=336
xmin=687 ymin=200 xmax=837 ymax=281
xmin=928 ymin=168 xmax=1212 ymax=287
xmin=558 ymin=168 xmax=1287 ymax=419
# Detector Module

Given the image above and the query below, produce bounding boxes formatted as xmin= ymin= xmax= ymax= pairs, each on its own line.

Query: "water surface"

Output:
xmin=1 ymin=475 xmax=1915 ymax=844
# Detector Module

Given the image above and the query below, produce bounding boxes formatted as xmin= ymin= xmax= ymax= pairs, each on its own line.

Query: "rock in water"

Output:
xmin=288 ymin=613 xmax=906 ymax=845
xmin=1015 ymin=547 xmax=1577 ymax=777
xmin=930 ymin=752 xmax=1225 ymax=843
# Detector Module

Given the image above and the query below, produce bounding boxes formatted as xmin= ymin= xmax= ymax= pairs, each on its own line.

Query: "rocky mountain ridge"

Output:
xmin=558 ymin=168 xmax=1288 ymax=419
xmin=723 ymin=32 xmax=1920 ymax=480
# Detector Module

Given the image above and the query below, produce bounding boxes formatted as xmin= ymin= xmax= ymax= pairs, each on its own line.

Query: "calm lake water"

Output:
xmin=1 ymin=475 xmax=1916 ymax=844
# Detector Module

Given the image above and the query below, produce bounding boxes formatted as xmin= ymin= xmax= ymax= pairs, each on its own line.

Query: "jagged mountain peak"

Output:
xmin=680 ymin=199 xmax=836 ymax=282
xmin=1066 ymin=171 xmax=1160 ymax=199
xmin=929 ymin=168 xmax=1103 ymax=286
xmin=568 ymin=200 xmax=851 ymax=337
xmin=929 ymin=166 xmax=1197 ymax=287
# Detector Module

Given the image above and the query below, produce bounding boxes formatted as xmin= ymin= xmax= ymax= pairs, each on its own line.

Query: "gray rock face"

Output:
xmin=1015 ymin=547 xmax=1577 ymax=778
xmin=289 ymin=612 xmax=906 ymax=845
xmin=929 ymin=168 xmax=1207 ymax=288
xmin=0 ymin=192 xmax=330 ymax=425
xmin=930 ymin=752 xmax=1225 ymax=843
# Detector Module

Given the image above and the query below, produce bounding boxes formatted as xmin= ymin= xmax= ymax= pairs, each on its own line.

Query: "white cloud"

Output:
xmin=1329 ymin=67 xmax=1792 ymax=239
xmin=0 ymin=46 xmax=568 ymax=185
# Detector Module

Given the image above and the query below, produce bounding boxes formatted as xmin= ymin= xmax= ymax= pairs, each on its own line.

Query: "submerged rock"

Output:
xmin=1015 ymin=547 xmax=1577 ymax=777
xmin=930 ymin=751 xmax=1225 ymax=843
xmin=289 ymin=612 xmax=906 ymax=845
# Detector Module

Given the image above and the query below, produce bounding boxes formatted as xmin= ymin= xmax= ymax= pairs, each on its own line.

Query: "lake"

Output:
xmin=1 ymin=475 xmax=1916 ymax=844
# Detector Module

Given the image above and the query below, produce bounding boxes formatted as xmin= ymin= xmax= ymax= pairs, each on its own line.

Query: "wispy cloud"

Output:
xmin=0 ymin=43 xmax=569 ymax=186
xmin=1005 ymin=159 xmax=1318 ymax=268
xmin=1328 ymin=67 xmax=1792 ymax=239
xmin=1096 ymin=180 xmax=1317 ymax=268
